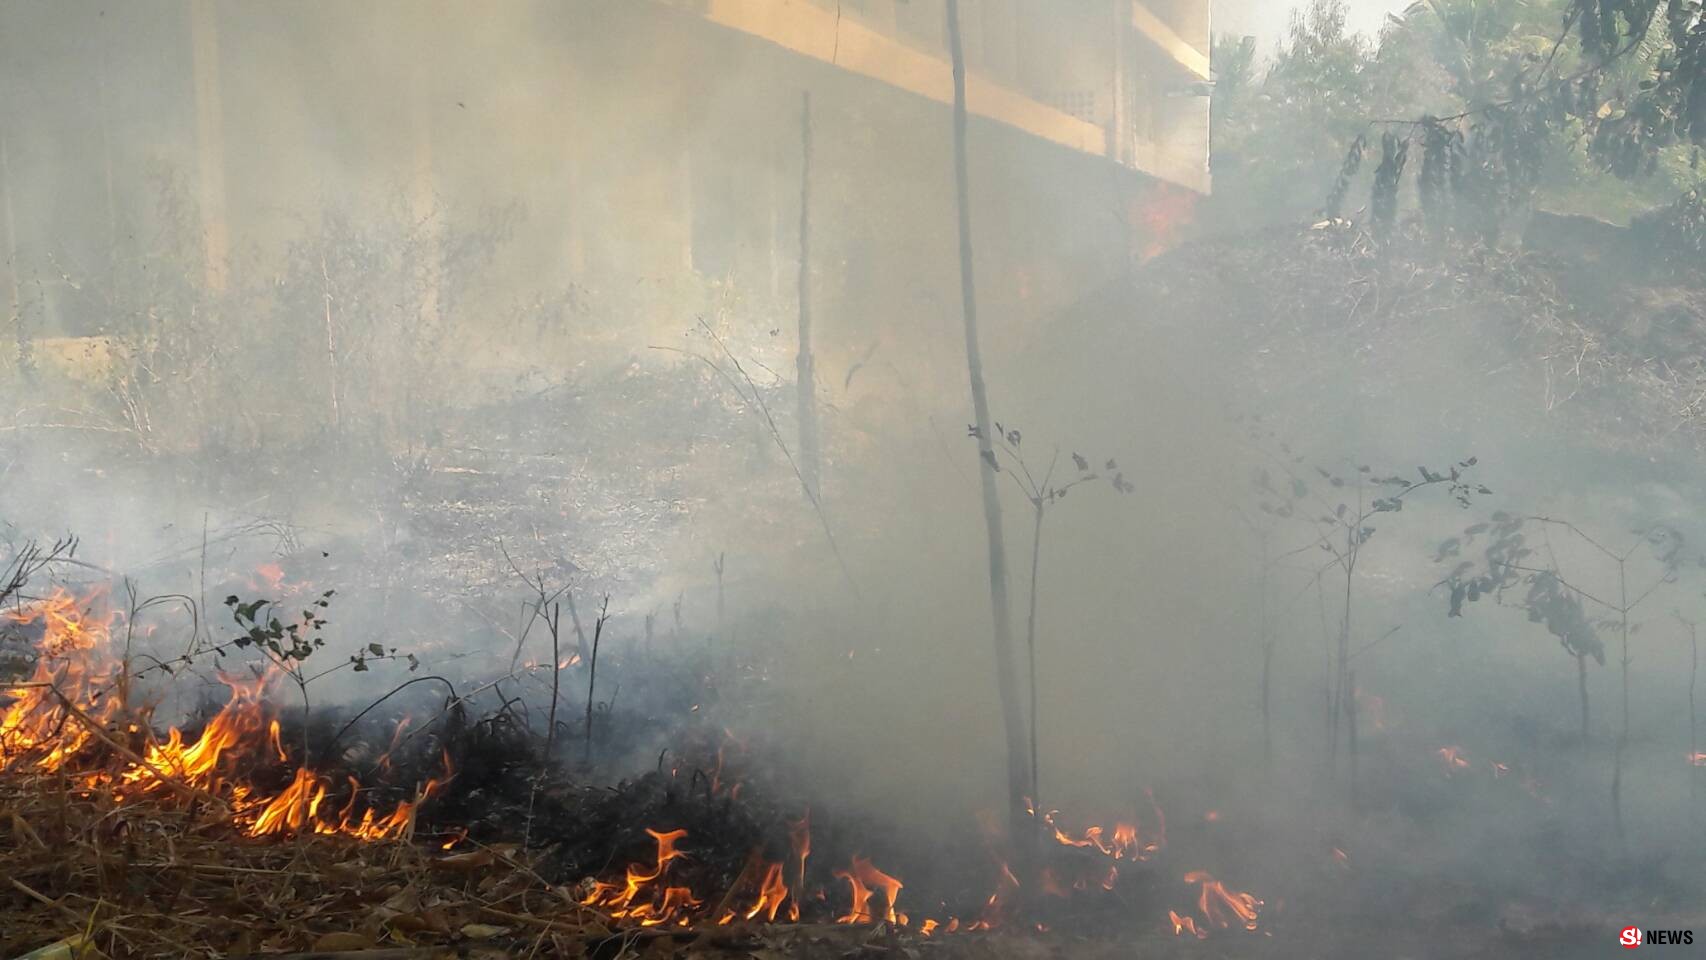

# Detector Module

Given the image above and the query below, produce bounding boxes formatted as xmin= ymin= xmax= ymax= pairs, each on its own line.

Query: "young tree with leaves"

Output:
xmin=1254 ymin=444 xmax=1487 ymax=775
xmin=976 ymin=422 xmax=1131 ymax=813
xmin=1439 ymin=513 xmax=1691 ymax=837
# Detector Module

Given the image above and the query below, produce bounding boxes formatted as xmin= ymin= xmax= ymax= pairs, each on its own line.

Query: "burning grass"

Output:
xmin=0 ymin=584 xmax=1276 ymax=959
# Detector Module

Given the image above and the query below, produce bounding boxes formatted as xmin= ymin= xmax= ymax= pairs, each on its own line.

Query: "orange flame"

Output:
xmin=122 ymin=667 xmax=278 ymax=795
xmin=0 ymin=589 xmax=122 ymax=774
xmin=1436 ymin=746 xmax=1471 ymax=776
xmin=1182 ymin=871 xmax=1262 ymax=933
xmin=968 ymin=861 xmax=1020 ymax=931
xmin=583 ymin=828 xmax=695 ymax=926
xmin=744 ymin=862 xmax=790 ymax=922
xmin=786 ymin=810 xmax=811 ymax=922
xmin=834 ymin=855 xmax=903 ymax=924
xmin=1132 ymin=185 xmax=1198 ymax=262
xmin=251 ymin=563 xmax=287 ymax=594
xmin=245 ymin=766 xmax=328 ymax=836
xmin=2 ymin=588 xmax=453 ymax=845
xmin=1170 ymin=909 xmax=1206 ymax=939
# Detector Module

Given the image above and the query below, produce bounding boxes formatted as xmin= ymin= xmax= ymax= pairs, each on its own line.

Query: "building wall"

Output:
xmin=662 ymin=0 xmax=1210 ymax=192
xmin=0 ymin=0 xmax=1205 ymax=433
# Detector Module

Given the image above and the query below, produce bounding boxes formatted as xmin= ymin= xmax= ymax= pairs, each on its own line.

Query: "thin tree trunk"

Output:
xmin=0 ymin=126 xmax=23 ymax=377
xmin=545 ymin=602 xmax=562 ymax=760
xmin=1612 ymin=563 xmax=1628 ymax=841
xmin=1688 ymin=622 xmax=1697 ymax=815
xmin=1577 ymin=651 xmax=1590 ymax=745
xmin=1262 ymin=640 xmax=1275 ymax=765
xmin=189 ymin=0 xmax=229 ymax=293
xmin=946 ymin=0 xmax=1031 ymax=856
xmin=1346 ymin=669 xmax=1358 ymax=806
xmin=714 ymin=552 xmax=725 ymax=641
xmin=408 ymin=60 xmax=441 ymax=445
xmin=1259 ymin=540 xmax=1273 ymax=767
xmin=1317 ymin=575 xmax=1334 ymax=755
xmin=320 ymin=252 xmax=341 ymax=433
xmin=96 ymin=50 xmax=119 ymax=284
xmin=795 ymin=92 xmax=820 ymax=500
xmin=583 ymin=597 xmax=607 ymax=767
xmin=0 ymin=21 xmax=15 ymax=337
xmin=1025 ymin=500 xmax=1044 ymax=809
xmin=1331 ymin=539 xmax=1354 ymax=773
xmin=563 ymin=588 xmax=590 ymax=661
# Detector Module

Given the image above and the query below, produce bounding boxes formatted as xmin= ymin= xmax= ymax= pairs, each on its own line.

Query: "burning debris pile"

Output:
xmin=0 ymin=581 xmax=1268 ymax=958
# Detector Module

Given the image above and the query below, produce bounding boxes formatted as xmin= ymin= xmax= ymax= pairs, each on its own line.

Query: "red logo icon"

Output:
xmin=1621 ymin=926 xmax=1642 ymax=948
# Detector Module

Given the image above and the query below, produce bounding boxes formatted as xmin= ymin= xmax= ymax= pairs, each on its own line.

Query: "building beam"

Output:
xmin=1131 ymin=2 xmax=1210 ymax=80
xmin=662 ymin=0 xmax=1209 ymax=193
xmin=693 ymin=0 xmax=1110 ymax=157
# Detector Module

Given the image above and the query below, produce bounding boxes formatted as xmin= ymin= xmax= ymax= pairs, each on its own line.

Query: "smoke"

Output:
xmin=1216 ymin=0 xmax=1413 ymax=45
xmin=3 ymin=3 xmax=1705 ymax=944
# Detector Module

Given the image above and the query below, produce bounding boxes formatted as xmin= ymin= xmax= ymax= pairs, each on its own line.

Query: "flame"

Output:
xmin=744 ymin=862 xmax=790 ymax=922
xmin=1182 ymin=871 xmax=1262 ymax=933
xmin=375 ymin=715 xmax=414 ymax=773
xmin=245 ymin=766 xmax=328 ymax=836
xmin=786 ymin=810 xmax=810 ymax=922
xmin=4 ymin=588 xmax=1270 ymax=941
xmin=122 ymin=667 xmax=277 ymax=794
xmin=0 ymin=589 xmax=122 ymax=774
xmin=1132 ymin=184 xmax=1198 ymax=262
xmin=1043 ymin=793 xmax=1164 ymax=863
xmin=1355 ymin=690 xmax=1388 ymax=732
xmin=968 ymin=861 xmax=1020 ymax=931
xmin=1 ymin=588 xmax=453 ymax=846
xmin=835 ymin=855 xmax=902 ymax=924
xmin=1169 ymin=909 xmax=1206 ymax=939
xmin=582 ymin=828 xmax=693 ymax=924
xmin=1435 ymin=746 xmax=1471 ymax=775
xmin=251 ymin=563 xmax=287 ymax=594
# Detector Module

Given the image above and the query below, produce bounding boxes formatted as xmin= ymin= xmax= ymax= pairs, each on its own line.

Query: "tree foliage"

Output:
xmin=1210 ymin=0 xmax=1703 ymax=237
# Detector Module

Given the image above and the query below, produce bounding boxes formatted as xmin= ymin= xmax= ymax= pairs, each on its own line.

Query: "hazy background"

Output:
xmin=1216 ymin=0 xmax=1410 ymax=44
xmin=2 ymin=5 xmax=1704 ymax=938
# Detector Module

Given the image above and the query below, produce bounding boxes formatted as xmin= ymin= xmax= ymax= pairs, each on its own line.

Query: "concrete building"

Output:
xmin=1 ymin=1 xmax=1213 ymax=430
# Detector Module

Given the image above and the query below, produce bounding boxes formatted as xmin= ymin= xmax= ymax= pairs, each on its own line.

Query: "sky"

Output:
xmin=1215 ymin=0 xmax=1411 ymax=46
